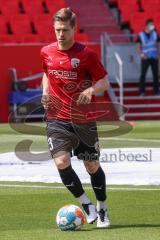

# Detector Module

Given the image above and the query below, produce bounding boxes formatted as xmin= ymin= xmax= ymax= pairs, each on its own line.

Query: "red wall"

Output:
xmin=0 ymin=43 xmax=101 ymax=122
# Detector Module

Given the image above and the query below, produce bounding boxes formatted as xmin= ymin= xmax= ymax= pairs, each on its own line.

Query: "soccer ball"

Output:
xmin=56 ymin=204 xmax=85 ymax=231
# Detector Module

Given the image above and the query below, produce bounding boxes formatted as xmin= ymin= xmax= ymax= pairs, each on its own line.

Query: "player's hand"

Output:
xmin=41 ymin=95 xmax=52 ymax=110
xmin=77 ymin=87 xmax=94 ymax=105
xmin=141 ymin=53 xmax=147 ymax=59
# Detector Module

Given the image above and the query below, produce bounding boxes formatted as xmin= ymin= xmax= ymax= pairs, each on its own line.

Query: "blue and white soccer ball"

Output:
xmin=56 ymin=204 xmax=85 ymax=231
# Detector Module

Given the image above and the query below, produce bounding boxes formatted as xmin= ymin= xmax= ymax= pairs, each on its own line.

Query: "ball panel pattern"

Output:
xmin=56 ymin=204 xmax=85 ymax=231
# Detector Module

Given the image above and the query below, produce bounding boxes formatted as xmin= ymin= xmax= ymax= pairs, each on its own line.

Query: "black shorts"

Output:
xmin=46 ymin=119 xmax=100 ymax=161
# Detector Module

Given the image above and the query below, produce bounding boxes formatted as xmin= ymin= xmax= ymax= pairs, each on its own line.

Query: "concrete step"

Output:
xmin=126 ymin=112 xmax=160 ymax=117
xmin=126 ymin=104 xmax=160 ymax=108
xmin=122 ymin=95 xmax=160 ymax=100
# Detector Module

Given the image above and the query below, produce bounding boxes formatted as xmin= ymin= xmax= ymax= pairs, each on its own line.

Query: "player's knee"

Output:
xmin=56 ymin=161 xmax=70 ymax=169
xmin=84 ymin=161 xmax=100 ymax=174
xmin=54 ymin=152 xmax=71 ymax=169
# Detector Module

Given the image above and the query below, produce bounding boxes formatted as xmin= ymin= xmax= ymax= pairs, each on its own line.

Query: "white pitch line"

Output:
xmin=0 ymin=184 xmax=160 ymax=191
xmin=100 ymin=137 xmax=160 ymax=143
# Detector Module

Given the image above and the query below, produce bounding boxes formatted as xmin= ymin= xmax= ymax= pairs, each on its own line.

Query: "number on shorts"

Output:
xmin=48 ymin=137 xmax=54 ymax=151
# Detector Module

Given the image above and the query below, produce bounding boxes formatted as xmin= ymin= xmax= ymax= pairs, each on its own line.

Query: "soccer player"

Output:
xmin=41 ymin=8 xmax=110 ymax=228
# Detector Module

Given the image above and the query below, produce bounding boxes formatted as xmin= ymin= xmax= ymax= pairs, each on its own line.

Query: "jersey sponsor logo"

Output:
xmin=71 ymin=58 xmax=80 ymax=68
xmin=48 ymin=69 xmax=77 ymax=80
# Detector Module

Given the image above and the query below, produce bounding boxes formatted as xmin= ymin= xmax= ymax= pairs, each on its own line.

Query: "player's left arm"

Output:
xmin=77 ymin=75 xmax=109 ymax=105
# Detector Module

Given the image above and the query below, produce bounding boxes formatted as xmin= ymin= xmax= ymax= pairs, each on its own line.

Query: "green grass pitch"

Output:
xmin=0 ymin=183 xmax=160 ymax=240
xmin=0 ymin=121 xmax=160 ymax=239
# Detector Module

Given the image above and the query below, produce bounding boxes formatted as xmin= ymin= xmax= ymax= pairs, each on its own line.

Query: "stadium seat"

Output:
xmin=120 ymin=8 xmax=140 ymax=23
xmin=143 ymin=5 xmax=160 ymax=14
xmin=0 ymin=34 xmax=14 ymax=43
xmin=118 ymin=0 xmax=160 ymax=33
xmin=0 ymin=16 xmax=8 ymax=34
xmin=33 ymin=14 xmax=52 ymax=25
xmin=117 ymin=0 xmax=137 ymax=5
xmin=45 ymin=0 xmax=66 ymax=7
xmin=119 ymin=0 xmax=140 ymax=23
xmin=0 ymin=34 xmax=23 ymax=43
xmin=118 ymin=0 xmax=139 ymax=13
xmin=22 ymin=34 xmax=42 ymax=43
xmin=39 ymin=33 xmax=56 ymax=43
xmin=75 ymin=33 xmax=89 ymax=42
xmin=10 ymin=15 xmax=31 ymax=24
xmin=10 ymin=16 xmax=33 ymax=35
xmin=22 ymin=0 xmax=45 ymax=15
xmin=141 ymin=0 xmax=160 ymax=10
xmin=45 ymin=0 xmax=66 ymax=14
xmin=130 ymin=21 xmax=146 ymax=34
xmin=130 ymin=12 xmax=148 ymax=22
xmin=33 ymin=20 xmax=55 ymax=43
xmin=35 ymin=24 xmax=54 ymax=35
xmin=0 ymin=1 xmax=21 ymax=16
xmin=33 ymin=14 xmax=53 ymax=35
xmin=129 ymin=12 xmax=148 ymax=33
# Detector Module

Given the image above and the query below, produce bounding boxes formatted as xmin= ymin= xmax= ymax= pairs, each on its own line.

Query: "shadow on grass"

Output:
xmin=82 ymin=224 xmax=160 ymax=231
xmin=110 ymin=224 xmax=160 ymax=229
xmin=65 ymin=224 xmax=160 ymax=232
xmin=3 ymin=224 xmax=160 ymax=232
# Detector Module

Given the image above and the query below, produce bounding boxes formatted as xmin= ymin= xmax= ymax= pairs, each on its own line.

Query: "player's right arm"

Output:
xmin=42 ymin=73 xmax=49 ymax=95
xmin=41 ymin=73 xmax=50 ymax=109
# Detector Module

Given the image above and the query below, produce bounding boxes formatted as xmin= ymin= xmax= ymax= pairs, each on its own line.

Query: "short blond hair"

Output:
xmin=53 ymin=7 xmax=76 ymax=28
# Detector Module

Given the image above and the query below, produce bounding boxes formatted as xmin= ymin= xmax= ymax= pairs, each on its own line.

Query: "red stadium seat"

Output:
xmin=34 ymin=19 xmax=55 ymax=43
xmin=45 ymin=0 xmax=66 ymax=7
xmin=131 ymin=21 xmax=146 ymax=34
xmin=75 ymin=33 xmax=89 ymax=42
xmin=121 ymin=9 xmax=140 ymax=23
xmin=118 ymin=0 xmax=139 ymax=12
xmin=22 ymin=34 xmax=42 ymax=43
xmin=10 ymin=15 xmax=31 ymax=24
xmin=45 ymin=0 xmax=66 ymax=14
xmin=0 ymin=16 xmax=8 ymax=34
xmin=0 ymin=34 xmax=14 ymax=43
xmin=10 ymin=16 xmax=32 ymax=34
xmin=33 ymin=15 xmax=53 ymax=36
xmin=130 ymin=12 xmax=148 ymax=22
xmin=22 ymin=0 xmax=45 ymax=15
xmin=141 ymin=0 xmax=160 ymax=10
xmin=154 ymin=15 xmax=160 ymax=31
xmin=117 ymin=0 xmax=137 ymax=6
xmin=39 ymin=33 xmax=56 ymax=43
xmin=144 ymin=5 xmax=160 ymax=14
xmin=33 ymin=15 xmax=52 ymax=25
xmin=35 ymin=24 xmax=54 ymax=35
xmin=119 ymin=0 xmax=140 ymax=23
xmin=0 ymin=34 xmax=23 ymax=43
xmin=0 ymin=1 xmax=21 ymax=16
xmin=130 ymin=12 xmax=148 ymax=33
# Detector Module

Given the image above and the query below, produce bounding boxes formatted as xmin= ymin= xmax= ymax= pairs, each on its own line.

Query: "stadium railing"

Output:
xmin=101 ymin=32 xmax=124 ymax=120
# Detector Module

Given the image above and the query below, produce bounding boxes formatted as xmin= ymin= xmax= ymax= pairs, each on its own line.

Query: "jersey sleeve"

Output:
xmin=40 ymin=48 xmax=48 ymax=74
xmin=87 ymin=50 xmax=107 ymax=82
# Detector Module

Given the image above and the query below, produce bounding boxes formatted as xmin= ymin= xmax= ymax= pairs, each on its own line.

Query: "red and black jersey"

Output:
xmin=40 ymin=42 xmax=107 ymax=123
